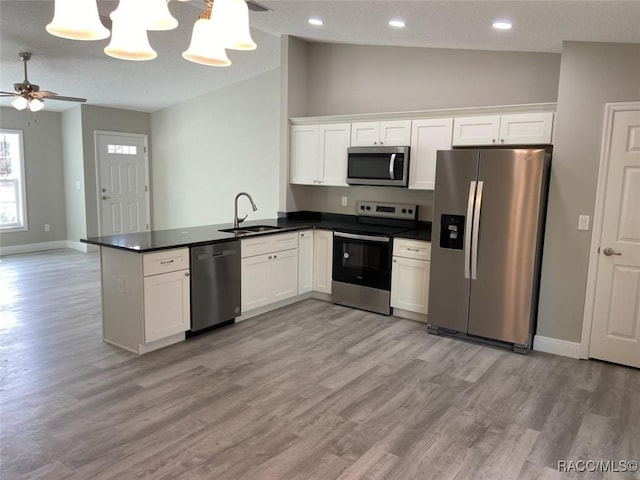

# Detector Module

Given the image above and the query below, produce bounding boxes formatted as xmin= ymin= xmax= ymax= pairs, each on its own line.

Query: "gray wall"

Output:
xmin=0 ymin=108 xmax=67 ymax=247
xmin=537 ymin=42 xmax=640 ymax=342
xmin=150 ymin=69 xmax=281 ymax=230
xmin=61 ymin=106 xmax=86 ymax=245
xmin=306 ymin=43 xmax=561 ymax=116
xmin=288 ymin=40 xmax=561 ymax=218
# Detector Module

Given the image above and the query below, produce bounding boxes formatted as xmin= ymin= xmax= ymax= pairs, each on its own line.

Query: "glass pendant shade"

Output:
xmin=28 ymin=99 xmax=45 ymax=112
xmin=105 ymin=1 xmax=157 ymax=61
xmin=11 ymin=97 xmax=28 ymax=111
xmin=212 ymin=0 xmax=256 ymax=51
xmin=146 ymin=0 xmax=178 ymax=31
xmin=182 ymin=18 xmax=231 ymax=67
xmin=46 ymin=0 xmax=110 ymax=40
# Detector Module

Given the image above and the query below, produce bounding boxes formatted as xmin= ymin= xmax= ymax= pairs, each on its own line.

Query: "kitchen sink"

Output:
xmin=219 ymin=225 xmax=281 ymax=235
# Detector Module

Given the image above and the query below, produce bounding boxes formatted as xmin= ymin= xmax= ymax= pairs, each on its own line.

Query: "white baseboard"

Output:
xmin=66 ymin=240 xmax=98 ymax=252
xmin=533 ymin=335 xmax=581 ymax=359
xmin=0 ymin=240 xmax=68 ymax=256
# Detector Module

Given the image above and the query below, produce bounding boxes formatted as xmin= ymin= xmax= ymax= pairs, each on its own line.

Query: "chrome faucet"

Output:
xmin=233 ymin=192 xmax=258 ymax=228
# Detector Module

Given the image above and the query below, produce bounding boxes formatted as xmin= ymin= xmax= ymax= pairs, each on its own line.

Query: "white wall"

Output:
xmin=0 ymin=108 xmax=67 ymax=248
xmin=61 ymin=106 xmax=86 ymax=245
xmin=150 ymin=69 xmax=281 ymax=229
xmin=537 ymin=41 xmax=640 ymax=343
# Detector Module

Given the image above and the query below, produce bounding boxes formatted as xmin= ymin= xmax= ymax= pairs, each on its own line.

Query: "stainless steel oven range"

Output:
xmin=332 ymin=201 xmax=417 ymax=315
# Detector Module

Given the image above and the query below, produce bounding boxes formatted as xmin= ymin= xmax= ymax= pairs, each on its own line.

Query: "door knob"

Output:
xmin=603 ymin=247 xmax=621 ymax=256
xmin=102 ymin=195 xmax=111 ymax=200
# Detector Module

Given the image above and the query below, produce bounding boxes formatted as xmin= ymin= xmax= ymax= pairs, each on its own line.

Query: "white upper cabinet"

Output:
xmin=290 ymin=123 xmax=350 ymax=186
xmin=351 ymin=120 xmax=412 ymax=146
xmin=409 ymin=118 xmax=453 ymax=190
xmin=452 ymin=112 xmax=554 ymax=146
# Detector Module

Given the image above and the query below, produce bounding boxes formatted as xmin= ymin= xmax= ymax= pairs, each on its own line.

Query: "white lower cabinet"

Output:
xmin=241 ymin=232 xmax=299 ymax=313
xmin=313 ymin=229 xmax=333 ymax=294
xmin=143 ymin=268 xmax=190 ymax=343
xmin=298 ymin=230 xmax=313 ymax=294
xmin=391 ymin=239 xmax=431 ymax=318
xmin=100 ymin=247 xmax=190 ymax=355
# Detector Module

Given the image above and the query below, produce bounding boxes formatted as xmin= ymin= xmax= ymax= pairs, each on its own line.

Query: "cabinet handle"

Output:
xmin=373 ymin=141 xmax=378 ymax=145
xmin=500 ymin=139 xmax=505 ymax=143
xmin=274 ymin=255 xmax=277 ymax=259
xmin=185 ymin=272 xmax=190 ymax=277
xmin=268 ymin=256 xmax=272 ymax=259
xmin=492 ymin=139 xmax=496 ymax=143
xmin=406 ymin=247 xmax=420 ymax=252
xmin=393 ymin=259 xmax=397 ymax=263
xmin=160 ymin=259 xmax=174 ymax=265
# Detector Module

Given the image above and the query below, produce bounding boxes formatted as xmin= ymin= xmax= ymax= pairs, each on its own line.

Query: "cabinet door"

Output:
xmin=270 ymin=249 xmax=299 ymax=302
xmin=144 ymin=269 xmax=190 ymax=343
xmin=319 ymin=123 xmax=350 ymax=186
xmin=409 ymin=118 xmax=453 ymax=190
xmin=380 ymin=120 xmax=412 ymax=146
xmin=351 ymin=122 xmax=381 ymax=146
xmin=313 ymin=230 xmax=333 ymax=294
xmin=241 ymin=254 xmax=270 ymax=312
xmin=390 ymin=257 xmax=430 ymax=315
xmin=499 ymin=112 xmax=554 ymax=144
xmin=452 ymin=115 xmax=501 ymax=146
xmin=298 ymin=231 xmax=313 ymax=294
xmin=290 ymin=125 xmax=320 ymax=185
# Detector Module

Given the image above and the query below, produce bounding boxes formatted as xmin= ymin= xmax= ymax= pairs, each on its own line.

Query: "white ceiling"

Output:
xmin=1 ymin=0 xmax=639 ymax=113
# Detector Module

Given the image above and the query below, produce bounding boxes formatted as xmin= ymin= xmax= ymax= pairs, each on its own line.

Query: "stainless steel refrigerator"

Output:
xmin=427 ymin=148 xmax=551 ymax=352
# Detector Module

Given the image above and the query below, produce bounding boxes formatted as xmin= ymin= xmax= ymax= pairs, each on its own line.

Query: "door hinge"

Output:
xmin=597 ymin=246 xmax=600 ymax=254
xmin=144 ymin=146 xmax=147 ymax=153
xmin=145 ymin=185 xmax=148 ymax=192
xmin=147 ymin=223 xmax=150 ymax=229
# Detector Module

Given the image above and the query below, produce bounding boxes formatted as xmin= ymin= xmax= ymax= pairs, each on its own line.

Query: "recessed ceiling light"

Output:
xmin=308 ymin=18 xmax=324 ymax=26
xmin=492 ymin=21 xmax=513 ymax=30
xmin=389 ymin=19 xmax=406 ymax=28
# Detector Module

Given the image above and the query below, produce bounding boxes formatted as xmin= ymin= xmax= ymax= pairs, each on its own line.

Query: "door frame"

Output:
xmin=94 ymin=130 xmax=151 ymax=237
xmin=579 ymin=101 xmax=640 ymax=359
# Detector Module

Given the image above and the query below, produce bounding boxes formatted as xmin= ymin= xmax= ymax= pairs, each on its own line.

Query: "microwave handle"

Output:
xmin=388 ymin=153 xmax=396 ymax=180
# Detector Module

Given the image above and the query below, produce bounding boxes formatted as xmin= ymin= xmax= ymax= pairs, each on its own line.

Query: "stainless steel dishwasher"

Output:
xmin=189 ymin=240 xmax=241 ymax=334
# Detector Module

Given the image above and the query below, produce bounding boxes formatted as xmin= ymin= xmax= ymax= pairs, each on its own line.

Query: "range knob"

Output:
xmin=402 ymin=208 xmax=407 ymax=214
xmin=408 ymin=209 xmax=413 ymax=214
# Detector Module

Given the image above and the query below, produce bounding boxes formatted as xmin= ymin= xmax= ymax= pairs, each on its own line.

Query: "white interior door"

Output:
xmin=96 ymin=132 xmax=150 ymax=236
xmin=589 ymin=108 xmax=640 ymax=368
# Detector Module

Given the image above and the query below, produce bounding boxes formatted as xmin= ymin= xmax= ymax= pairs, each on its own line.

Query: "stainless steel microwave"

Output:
xmin=347 ymin=146 xmax=410 ymax=187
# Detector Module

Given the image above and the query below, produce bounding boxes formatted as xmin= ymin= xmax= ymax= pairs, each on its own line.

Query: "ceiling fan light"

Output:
xmin=46 ymin=0 xmax=110 ymax=41
xmin=104 ymin=7 xmax=157 ymax=61
xmin=146 ymin=0 xmax=179 ymax=31
xmin=212 ymin=0 xmax=257 ymax=51
xmin=12 ymin=96 xmax=28 ymax=111
xmin=28 ymin=98 xmax=45 ymax=112
xmin=182 ymin=18 xmax=231 ymax=67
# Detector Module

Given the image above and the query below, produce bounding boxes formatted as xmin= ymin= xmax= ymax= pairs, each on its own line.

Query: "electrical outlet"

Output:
xmin=44 ymin=224 xmax=50 ymax=232
xmin=341 ymin=196 xmax=348 ymax=207
xmin=578 ymin=215 xmax=590 ymax=231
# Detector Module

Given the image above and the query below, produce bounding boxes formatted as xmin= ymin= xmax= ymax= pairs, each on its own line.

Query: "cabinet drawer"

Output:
xmin=393 ymin=238 xmax=431 ymax=261
xmin=241 ymin=232 xmax=298 ymax=258
xmin=143 ymin=248 xmax=189 ymax=276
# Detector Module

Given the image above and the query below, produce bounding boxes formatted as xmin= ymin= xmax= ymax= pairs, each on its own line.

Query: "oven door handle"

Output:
xmin=388 ymin=153 xmax=396 ymax=180
xmin=334 ymin=231 xmax=390 ymax=243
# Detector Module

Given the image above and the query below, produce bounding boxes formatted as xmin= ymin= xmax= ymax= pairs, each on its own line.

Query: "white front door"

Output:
xmin=589 ymin=108 xmax=640 ymax=368
xmin=96 ymin=132 xmax=150 ymax=236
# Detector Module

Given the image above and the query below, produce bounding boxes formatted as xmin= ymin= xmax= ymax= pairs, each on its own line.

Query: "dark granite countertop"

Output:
xmin=81 ymin=212 xmax=431 ymax=253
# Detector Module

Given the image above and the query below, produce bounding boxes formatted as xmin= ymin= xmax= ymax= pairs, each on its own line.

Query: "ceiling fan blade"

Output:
xmin=0 ymin=91 xmax=18 ymax=96
xmin=45 ymin=95 xmax=87 ymax=103
xmin=31 ymin=90 xmax=57 ymax=98
xmin=247 ymin=0 xmax=270 ymax=12
xmin=0 ymin=93 xmax=18 ymax=98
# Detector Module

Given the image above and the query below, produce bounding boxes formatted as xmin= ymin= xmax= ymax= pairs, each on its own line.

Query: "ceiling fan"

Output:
xmin=0 ymin=52 xmax=86 ymax=112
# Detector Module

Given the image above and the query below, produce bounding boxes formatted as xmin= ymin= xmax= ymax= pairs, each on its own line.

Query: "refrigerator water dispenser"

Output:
xmin=439 ymin=214 xmax=465 ymax=249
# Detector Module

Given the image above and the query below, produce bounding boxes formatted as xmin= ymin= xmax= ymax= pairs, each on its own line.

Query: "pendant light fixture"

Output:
xmin=104 ymin=0 xmax=158 ymax=61
xmin=212 ymin=0 xmax=257 ymax=51
xmin=46 ymin=0 xmax=110 ymax=41
xmin=45 ymin=0 xmax=259 ymax=66
xmin=182 ymin=1 xmax=231 ymax=67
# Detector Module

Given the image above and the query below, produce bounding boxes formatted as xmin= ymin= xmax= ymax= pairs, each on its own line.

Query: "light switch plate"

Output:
xmin=578 ymin=215 xmax=590 ymax=231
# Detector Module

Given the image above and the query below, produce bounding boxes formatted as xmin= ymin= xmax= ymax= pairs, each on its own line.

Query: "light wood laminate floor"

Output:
xmin=1 ymin=249 xmax=638 ymax=480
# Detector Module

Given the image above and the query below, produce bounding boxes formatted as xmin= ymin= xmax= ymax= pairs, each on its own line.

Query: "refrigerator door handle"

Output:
xmin=471 ymin=181 xmax=484 ymax=280
xmin=464 ymin=181 xmax=476 ymax=279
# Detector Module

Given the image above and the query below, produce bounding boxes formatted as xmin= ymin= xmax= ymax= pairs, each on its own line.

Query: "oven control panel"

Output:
xmin=357 ymin=201 xmax=418 ymax=220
